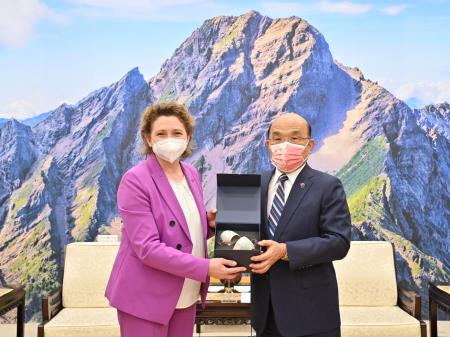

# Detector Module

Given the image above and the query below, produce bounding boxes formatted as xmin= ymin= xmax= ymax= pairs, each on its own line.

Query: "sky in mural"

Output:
xmin=0 ymin=0 xmax=449 ymax=119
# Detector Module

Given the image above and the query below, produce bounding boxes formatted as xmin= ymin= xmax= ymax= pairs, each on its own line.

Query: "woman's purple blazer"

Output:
xmin=105 ymin=154 xmax=213 ymax=324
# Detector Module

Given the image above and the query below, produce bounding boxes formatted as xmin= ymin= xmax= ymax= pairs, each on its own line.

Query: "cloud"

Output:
xmin=68 ymin=0 xmax=210 ymax=19
xmin=0 ymin=0 xmax=65 ymax=48
xmin=0 ymin=100 xmax=44 ymax=119
xmin=382 ymin=5 xmax=407 ymax=16
xmin=261 ymin=2 xmax=311 ymax=18
xmin=67 ymin=0 xmax=255 ymax=22
xmin=389 ymin=81 xmax=450 ymax=106
xmin=70 ymin=0 xmax=202 ymax=10
xmin=318 ymin=1 xmax=373 ymax=15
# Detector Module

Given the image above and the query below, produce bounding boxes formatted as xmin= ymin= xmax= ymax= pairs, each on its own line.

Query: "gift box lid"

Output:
xmin=216 ymin=173 xmax=261 ymax=225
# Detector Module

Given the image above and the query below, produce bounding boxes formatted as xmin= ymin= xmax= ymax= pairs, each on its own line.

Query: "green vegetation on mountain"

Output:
xmin=337 ymin=136 xmax=388 ymax=198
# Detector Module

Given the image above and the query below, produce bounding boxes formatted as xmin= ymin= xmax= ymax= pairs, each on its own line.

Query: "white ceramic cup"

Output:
xmin=220 ymin=230 xmax=240 ymax=246
xmin=233 ymin=236 xmax=255 ymax=250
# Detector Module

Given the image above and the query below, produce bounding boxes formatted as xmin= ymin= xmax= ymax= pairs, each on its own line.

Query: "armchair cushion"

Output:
xmin=341 ymin=306 xmax=421 ymax=337
xmin=43 ymin=307 xmax=119 ymax=337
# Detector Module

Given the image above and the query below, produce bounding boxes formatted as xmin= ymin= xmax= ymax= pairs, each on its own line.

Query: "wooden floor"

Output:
xmin=0 ymin=321 xmax=449 ymax=337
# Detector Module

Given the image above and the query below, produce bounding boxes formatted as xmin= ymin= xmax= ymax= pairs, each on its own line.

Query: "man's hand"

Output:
xmin=207 ymin=208 xmax=217 ymax=229
xmin=249 ymin=240 xmax=287 ymax=274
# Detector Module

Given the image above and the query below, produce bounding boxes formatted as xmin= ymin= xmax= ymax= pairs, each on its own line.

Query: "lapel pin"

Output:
xmin=300 ymin=182 xmax=306 ymax=189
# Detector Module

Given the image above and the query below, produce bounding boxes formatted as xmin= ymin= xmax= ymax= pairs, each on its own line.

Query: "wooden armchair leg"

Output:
xmin=420 ymin=320 xmax=427 ymax=337
xmin=429 ymin=298 xmax=438 ymax=337
xmin=17 ymin=298 xmax=25 ymax=337
xmin=37 ymin=324 xmax=45 ymax=337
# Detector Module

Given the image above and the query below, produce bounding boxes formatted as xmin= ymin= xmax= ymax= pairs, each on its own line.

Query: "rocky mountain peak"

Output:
xmin=0 ymin=119 xmax=36 ymax=179
xmin=116 ymin=66 xmax=147 ymax=95
xmin=416 ymin=102 xmax=449 ymax=138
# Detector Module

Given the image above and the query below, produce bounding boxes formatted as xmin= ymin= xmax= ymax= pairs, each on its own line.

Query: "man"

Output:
xmin=249 ymin=113 xmax=352 ymax=337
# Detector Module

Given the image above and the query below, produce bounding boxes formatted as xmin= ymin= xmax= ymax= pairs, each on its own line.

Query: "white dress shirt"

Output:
xmin=267 ymin=164 xmax=306 ymax=218
xmin=169 ymin=177 xmax=205 ymax=309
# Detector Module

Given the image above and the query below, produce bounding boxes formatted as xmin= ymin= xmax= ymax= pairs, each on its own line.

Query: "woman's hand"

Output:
xmin=207 ymin=208 xmax=217 ymax=229
xmin=208 ymin=258 xmax=246 ymax=280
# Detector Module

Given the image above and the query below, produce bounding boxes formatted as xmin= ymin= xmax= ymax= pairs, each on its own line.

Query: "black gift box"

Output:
xmin=213 ymin=173 xmax=261 ymax=268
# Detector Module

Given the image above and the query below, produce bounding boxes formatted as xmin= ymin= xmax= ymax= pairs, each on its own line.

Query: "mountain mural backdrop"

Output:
xmin=0 ymin=11 xmax=448 ymax=321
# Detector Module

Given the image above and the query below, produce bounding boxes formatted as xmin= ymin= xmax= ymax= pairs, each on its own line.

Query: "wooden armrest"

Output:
xmin=42 ymin=287 xmax=62 ymax=322
xmin=398 ymin=286 xmax=422 ymax=320
xmin=0 ymin=285 xmax=25 ymax=316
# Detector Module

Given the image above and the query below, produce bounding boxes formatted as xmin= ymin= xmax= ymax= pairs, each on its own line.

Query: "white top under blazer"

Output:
xmin=169 ymin=177 xmax=206 ymax=308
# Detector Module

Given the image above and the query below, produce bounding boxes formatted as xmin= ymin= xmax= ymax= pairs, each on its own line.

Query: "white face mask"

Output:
xmin=151 ymin=138 xmax=188 ymax=163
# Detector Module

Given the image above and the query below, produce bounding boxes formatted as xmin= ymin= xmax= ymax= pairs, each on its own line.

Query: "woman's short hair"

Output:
xmin=140 ymin=102 xmax=195 ymax=157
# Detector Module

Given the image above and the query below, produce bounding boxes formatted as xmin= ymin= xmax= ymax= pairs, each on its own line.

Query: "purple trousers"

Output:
xmin=117 ymin=304 xmax=196 ymax=337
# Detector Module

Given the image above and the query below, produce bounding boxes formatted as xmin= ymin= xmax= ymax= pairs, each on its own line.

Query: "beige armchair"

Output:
xmin=334 ymin=241 xmax=426 ymax=337
xmin=38 ymin=242 xmax=120 ymax=337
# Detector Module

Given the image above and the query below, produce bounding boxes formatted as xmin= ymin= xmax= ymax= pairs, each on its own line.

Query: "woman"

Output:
xmin=105 ymin=103 xmax=245 ymax=337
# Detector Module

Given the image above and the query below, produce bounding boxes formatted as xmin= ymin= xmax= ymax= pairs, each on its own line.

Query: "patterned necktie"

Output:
xmin=268 ymin=174 xmax=289 ymax=238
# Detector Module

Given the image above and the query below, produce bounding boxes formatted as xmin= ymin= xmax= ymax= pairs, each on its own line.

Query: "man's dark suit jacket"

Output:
xmin=251 ymin=164 xmax=352 ymax=337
